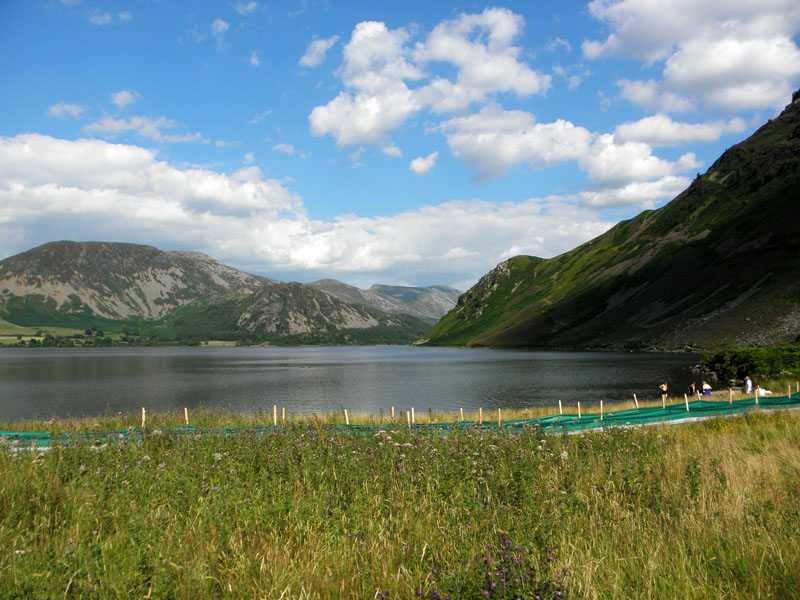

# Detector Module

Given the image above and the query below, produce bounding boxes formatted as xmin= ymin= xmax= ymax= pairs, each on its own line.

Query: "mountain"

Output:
xmin=306 ymin=280 xmax=461 ymax=320
xmin=158 ymin=282 xmax=430 ymax=345
xmin=0 ymin=241 xmax=274 ymax=327
xmin=368 ymin=284 xmax=462 ymax=319
xmin=0 ymin=241 xmax=430 ymax=344
xmin=422 ymin=90 xmax=800 ymax=350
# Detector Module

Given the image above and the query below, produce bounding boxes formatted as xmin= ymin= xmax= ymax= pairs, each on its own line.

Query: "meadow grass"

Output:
xmin=1 ymin=399 xmax=799 ymax=599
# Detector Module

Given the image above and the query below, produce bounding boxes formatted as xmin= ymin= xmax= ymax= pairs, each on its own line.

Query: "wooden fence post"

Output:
xmin=184 ymin=407 xmax=188 ymax=426
xmin=460 ymin=407 xmax=464 ymax=422
xmin=411 ymin=407 xmax=415 ymax=424
xmin=479 ymin=407 xmax=482 ymax=425
xmin=633 ymin=393 xmax=639 ymax=408
xmin=498 ymin=408 xmax=502 ymax=428
xmin=273 ymin=405 xmax=277 ymax=426
xmin=684 ymin=393 xmax=690 ymax=412
xmin=141 ymin=407 xmax=146 ymax=429
xmin=558 ymin=400 xmax=563 ymax=415
xmin=600 ymin=400 xmax=604 ymax=421
xmin=578 ymin=402 xmax=581 ymax=419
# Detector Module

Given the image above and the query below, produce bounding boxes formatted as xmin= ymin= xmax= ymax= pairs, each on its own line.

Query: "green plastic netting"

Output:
xmin=2 ymin=394 xmax=798 ymax=449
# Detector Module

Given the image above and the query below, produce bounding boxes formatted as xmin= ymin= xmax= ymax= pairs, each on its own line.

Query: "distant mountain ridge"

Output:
xmin=422 ymin=90 xmax=800 ymax=349
xmin=307 ymin=279 xmax=461 ymax=320
xmin=0 ymin=241 xmax=433 ymax=344
xmin=0 ymin=241 xmax=274 ymax=323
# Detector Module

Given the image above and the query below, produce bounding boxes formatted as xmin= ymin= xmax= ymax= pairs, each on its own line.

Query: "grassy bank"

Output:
xmin=1 ymin=404 xmax=799 ymax=599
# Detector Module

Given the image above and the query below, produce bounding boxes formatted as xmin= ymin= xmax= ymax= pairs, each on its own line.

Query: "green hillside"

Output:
xmin=424 ymin=90 xmax=800 ymax=349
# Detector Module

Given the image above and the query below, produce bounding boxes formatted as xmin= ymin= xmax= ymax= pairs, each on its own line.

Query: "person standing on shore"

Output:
xmin=659 ymin=382 xmax=668 ymax=403
xmin=745 ymin=376 xmax=753 ymax=394
xmin=688 ymin=381 xmax=697 ymax=397
xmin=702 ymin=381 xmax=712 ymax=396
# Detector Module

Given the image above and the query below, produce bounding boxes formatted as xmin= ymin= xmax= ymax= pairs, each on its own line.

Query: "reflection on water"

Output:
xmin=0 ymin=346 xmax=700 ymax=422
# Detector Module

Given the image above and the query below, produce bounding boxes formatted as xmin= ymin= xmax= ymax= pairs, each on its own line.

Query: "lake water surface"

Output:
xmin=0 ymin=346 xmax=701 ymax=422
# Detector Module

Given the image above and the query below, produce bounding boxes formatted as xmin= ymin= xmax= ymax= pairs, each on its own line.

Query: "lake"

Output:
xmin=0 ymin=346 xmax=701 ymax=422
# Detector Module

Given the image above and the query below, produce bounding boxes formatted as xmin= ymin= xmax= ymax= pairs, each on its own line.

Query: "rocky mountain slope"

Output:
xmin=422 ymin=90 xmax=800 ymax=350
xmin=307 ymin=279 xmax=461 ymax=320
xmin=0 ymin=240 xmax=431 ymax=344
xmin=161 ymin=282 xmax=430 ymax=344
xmin=0 ymin=241 xmax=274 ymax=325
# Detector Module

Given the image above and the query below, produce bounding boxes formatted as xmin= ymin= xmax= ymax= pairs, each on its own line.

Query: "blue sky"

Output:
xmin=1 ymin=1 xmax=799 ymax=290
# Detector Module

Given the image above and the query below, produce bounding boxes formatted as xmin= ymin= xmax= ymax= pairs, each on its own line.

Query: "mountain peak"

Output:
xmin=424 ymin=90 xmax=800 ymax=349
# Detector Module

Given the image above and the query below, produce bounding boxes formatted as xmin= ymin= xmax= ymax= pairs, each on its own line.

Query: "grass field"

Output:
xmin=1 ymin=400 xmax=799 ymax=599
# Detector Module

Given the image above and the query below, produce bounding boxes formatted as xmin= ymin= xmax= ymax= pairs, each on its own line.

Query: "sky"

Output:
xmin=1 ymin=1 xmax=799 ymax=291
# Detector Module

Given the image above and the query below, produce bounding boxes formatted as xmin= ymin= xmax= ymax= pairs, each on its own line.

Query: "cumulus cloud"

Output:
xmin=233 ymin=1 xmax=258 ymax=15
xmin=0 ymin=135 xmax=613 ymax=287
xmin=409 ymin=152 xmax=438 ymax=176
xmin=211 ymin=19 xmax=229 ymax=48
xmin=87 ymin=10 xmax=130 ymax=26
xmin=298 ymin=36 xmax=340 ymax=67
xmin=309 ymin=9 xmax=550 ymax=147
xmin=414 ymin=7 xmax=551 ymax=112
xmin=111 ymin=90 xmax=138 ymax=109
xmin=249 ymin=51 xmax=260 ymax=67
xmin=46 ymin=103 xmax=83 ymax=119
xmin=381 ymin=144 xmax=402 ymax=157
xmin=310 ymin=87 xmax=420 ymax=147
xmin=272 ymin=143 xmax=308 ymax=159
xmin=88 ymin=10 xmax=112 ymax=26
xmin=441 ymin=104 xmax=701 ymax=207
xmin=441 ymin=104 xmax=593 ymax=181
xmin=616 ymin=79 xmax=696 ymax=113
xmin=84 ymin=115 xmax=202 ymax=143
xmin=584 ymin=0 xmax=800 ymax=111
xmin=614 ymin=114 xmax=748 ymax=146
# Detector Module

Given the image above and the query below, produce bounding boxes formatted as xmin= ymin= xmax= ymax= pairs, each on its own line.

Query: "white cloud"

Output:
xmin=616 ymin=79 xmax=696 ymax=113
xmin=84 ymin=115 xmax=202 ymax=144
xmin=414 ymin=7 xmax=551 ymax=112
xmin=614 ymin=114 xmax=748 ymax=146
xmin=249 ymin=51 xmax=260 ymax=67
xmin=441 ymin=104 xmax=701 ymax=207
xmin=310 ymin=88 xmax=420 ymax=147
xmin=409 ymin=151 xmax=438 ymax=176
xmin=86 ymin=10 xmax=131 ymax=26
xmin=88 ymin=10 xmax=112 ymax=26
xmin=0 ymin=134 xmax=614 ymax=287
xmin=243 ymin=153 xmax=255 ymax=164
xmin=46 ymin=103 xmax=83 ymax=119
xmin=248 ymin=110 xmax=272 ymax=125
xmin=298 ymin=36 xmax=340 ymax=67
xmin=212 ymin=19 xmax=230 ymax=36
xmin=580 ymin=176 xmax=691 ymax=208
xmin=441 ymin=104 xmax=593 ymax=181
xmin=233 ymin=1 xmax=258 ymax=15
xmin=272 ymin=143 xmax=308 ymax=159
xmin=310 ymin=10 xmax=550 ymax=147
xmin=211 ymin=19 xmax=229 ymax=48
xmin=584 ymin=0 xmax=800 ymax=112
xmin=111 ymin=90 xmax=138 ymax=109
xmin=553 ymin=65 xmax=590 ymax=90
xmin=381 ymin=144 xmax=402 ymax=157
xmin=579 ymin=134 xmax=696 ymax=188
